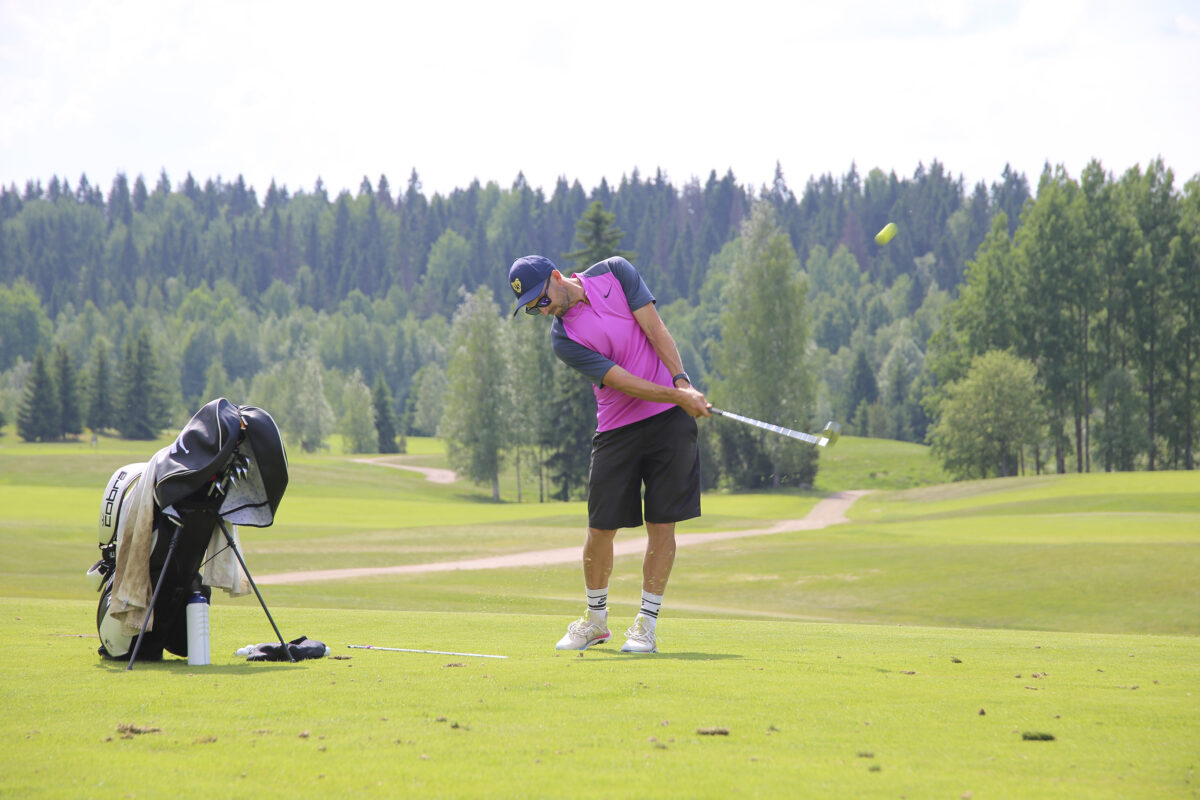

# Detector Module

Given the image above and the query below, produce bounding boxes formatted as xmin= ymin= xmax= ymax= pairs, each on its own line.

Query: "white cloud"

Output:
xmin=1179 ymin=14 xmax=1200 ymax=35
xmin=1 ymin=0 xmax=1197 ymax=197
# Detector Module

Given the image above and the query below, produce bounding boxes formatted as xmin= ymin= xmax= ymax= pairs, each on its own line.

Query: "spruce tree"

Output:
xmin=85 ymin=340 xmax=115 ymax=433
xmin=17 ymin=347 xmax=60 ymax=442
xmin=117 ymin=330 xmax=169 ymax=439
xmin=843 ymin=348 xmax=879 ymax=433
xmin=132 ymin=175 xmax=149 ymax=212
xmin=562 ymin=200 xmax=635 ymax=267
xmin=544 ymin=364 xmax=593 ymax=500
xmin=180 ymin=327 xmax=216 ymax=409
xmin=107 ymin=173 xmax=133 ymax=228
xmin=372 ymin=374 xmax=399 ymax=454
xmin=53 ymin=345 xmax=83 ymax=438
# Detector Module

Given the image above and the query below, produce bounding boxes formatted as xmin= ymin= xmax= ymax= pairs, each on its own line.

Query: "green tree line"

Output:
xmin=928 ymin=160 xmax=1200 ymax=474
xmin=1 ymin=157 xmax=1196 ymax=488
xmin=1 ymin=161 xmax=1001 ymax=321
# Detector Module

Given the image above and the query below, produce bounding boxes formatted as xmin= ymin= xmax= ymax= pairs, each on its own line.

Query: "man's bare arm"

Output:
xmin=601 ymin=365 xmax=711 ymax=418
xmin=632 ymin=303 xmax=688 ymax=383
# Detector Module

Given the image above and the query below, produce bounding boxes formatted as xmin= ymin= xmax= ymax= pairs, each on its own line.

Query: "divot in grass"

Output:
xmin=116 ymin=723 xmax=161 ymax=737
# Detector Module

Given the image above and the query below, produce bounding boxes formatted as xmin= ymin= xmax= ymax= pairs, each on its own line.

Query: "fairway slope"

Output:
xmin=257 ymin=491 xmax=870 ymax=585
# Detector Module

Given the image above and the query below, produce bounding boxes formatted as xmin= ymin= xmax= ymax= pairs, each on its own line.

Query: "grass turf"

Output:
xmin=1 ymin=429 xmax=1197 ymax=797
xmin=2 ymin=599 xmax=1196 ymax=799
xmin=814 ymin=434 xmax=951 ymax=491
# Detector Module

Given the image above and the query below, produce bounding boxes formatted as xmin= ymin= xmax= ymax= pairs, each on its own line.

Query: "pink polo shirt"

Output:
xmin=551 ymin=258 xmax=675 ymax=432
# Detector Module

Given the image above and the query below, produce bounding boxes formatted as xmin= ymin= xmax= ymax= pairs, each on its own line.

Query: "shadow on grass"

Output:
xmin=94 ymin=659 xmax=308 ymax=675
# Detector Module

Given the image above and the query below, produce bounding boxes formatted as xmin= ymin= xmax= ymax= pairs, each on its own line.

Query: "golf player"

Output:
xmin=509 ymin=254 xmax=711 ymax=653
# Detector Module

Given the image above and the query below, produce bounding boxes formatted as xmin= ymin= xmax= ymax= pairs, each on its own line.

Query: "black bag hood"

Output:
xmin=150 ymin=398 xmax=288 ymax=526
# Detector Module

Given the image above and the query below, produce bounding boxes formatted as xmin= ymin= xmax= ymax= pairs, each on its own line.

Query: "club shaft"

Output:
xmin=126 ymin=525 xmax=183 ymax=670
xmin=219 ymin=520 xmax=295 ymax=662
xmin=711 ymin=408 xmax=829 ymax=446
xmin=348 ymin=644 xmax=507 ymax=659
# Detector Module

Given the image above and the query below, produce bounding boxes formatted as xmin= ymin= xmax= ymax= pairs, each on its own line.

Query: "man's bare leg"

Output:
xmin=555 ymin=527 xmax=619 ymax=650
xmin=618 ymin=521 xmax=677 ymax=652
xmin=584 ymin=527 xmax=617 ymax=589
xmin=642 ymin=522 xmax=677 ymax=595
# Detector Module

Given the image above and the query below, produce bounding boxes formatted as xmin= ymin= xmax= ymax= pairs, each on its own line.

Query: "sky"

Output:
xmin=2 ymin=0 xmax=1198 ymax=201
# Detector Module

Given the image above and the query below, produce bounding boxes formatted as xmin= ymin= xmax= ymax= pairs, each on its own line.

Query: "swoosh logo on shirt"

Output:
xmin=603 ymin=287 xmax=612 ymax=298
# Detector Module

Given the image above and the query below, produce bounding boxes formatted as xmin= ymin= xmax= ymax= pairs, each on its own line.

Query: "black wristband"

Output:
xmin=672 ymin=372 xmax=691 ymax=386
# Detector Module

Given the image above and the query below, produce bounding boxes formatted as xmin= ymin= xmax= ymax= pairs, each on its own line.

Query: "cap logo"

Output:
xmin=511 ymin=278 xmax=522 ymax=294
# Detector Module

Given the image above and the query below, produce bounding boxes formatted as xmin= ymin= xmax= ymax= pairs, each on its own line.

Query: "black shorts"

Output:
xmin=587 ymin=406 xmax=701 ymax=530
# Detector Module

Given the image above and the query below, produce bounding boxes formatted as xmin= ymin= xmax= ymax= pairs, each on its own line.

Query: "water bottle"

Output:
xmin=186 ymin=592 xmax=211 ymax=666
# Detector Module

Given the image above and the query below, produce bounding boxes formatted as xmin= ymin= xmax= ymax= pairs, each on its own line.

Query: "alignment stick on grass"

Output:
xmin=349 ymin=644 xmax=508 ymax=659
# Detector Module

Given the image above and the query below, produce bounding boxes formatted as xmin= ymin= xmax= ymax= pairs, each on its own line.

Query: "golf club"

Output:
xmin=711 ymin=409 xmax=841 ymax=448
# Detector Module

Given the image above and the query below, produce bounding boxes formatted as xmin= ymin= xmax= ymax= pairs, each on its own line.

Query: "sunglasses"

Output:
xmin=524 ymin=278 xmax=552 ymax=315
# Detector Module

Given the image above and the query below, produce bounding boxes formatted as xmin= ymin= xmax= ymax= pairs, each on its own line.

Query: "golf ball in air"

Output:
xmin=875 ymin=222 xmax=898 ymax=245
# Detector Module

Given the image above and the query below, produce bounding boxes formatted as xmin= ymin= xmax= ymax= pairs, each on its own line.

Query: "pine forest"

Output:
xmin=1 ymin=157 xmax=1197 ymax=496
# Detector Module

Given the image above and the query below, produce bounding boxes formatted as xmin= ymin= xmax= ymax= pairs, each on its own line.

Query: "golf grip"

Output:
xmin=711 ymin=408 xmax=830 ymax=447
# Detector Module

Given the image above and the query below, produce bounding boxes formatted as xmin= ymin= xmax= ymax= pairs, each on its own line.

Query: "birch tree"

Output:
xmin=712 ymin=202 xmax=814 ymax=487
xmin=441 ymin=288 xmax=507 ymax=500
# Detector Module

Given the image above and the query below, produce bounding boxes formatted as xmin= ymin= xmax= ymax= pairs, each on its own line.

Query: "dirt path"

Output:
xmin=257 ymin=490 xmax=870 ymax=586
xmin=351 ymin=456 xmax=458 ymax=484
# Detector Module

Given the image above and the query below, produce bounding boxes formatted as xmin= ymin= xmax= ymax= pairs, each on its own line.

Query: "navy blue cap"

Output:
xmin=508 ymin=255 xmax=556 ymax=317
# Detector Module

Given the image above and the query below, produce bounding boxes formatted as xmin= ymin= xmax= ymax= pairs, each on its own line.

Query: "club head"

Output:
xmin=822 ymin=421 xmax=841 ymax=448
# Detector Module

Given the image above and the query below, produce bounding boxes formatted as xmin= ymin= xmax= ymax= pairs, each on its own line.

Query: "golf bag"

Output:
xmin=87 ymin=398 xmax=288 ymax=662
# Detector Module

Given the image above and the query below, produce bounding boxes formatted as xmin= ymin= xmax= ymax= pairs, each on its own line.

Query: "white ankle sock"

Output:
xmin=639 ymin=590 xmax=663 ymax=631
xmin=586 ymin=587 xmax=608 ymax=626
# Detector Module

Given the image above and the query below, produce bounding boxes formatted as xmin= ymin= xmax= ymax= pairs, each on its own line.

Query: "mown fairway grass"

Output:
xmin=3 ymin=599 xmax=1197 ymax=800
xmin=1 ymin=429 xmax=1197 ymax=798
xmin=815 ymin=434 xmax=951 ymax=490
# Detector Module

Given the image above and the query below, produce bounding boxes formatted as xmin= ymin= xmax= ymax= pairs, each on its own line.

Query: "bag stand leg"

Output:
xmin=126 ymin=523 xmax=183 ymax=671
xmin=218 ymin=520 xmax=295 ymax=662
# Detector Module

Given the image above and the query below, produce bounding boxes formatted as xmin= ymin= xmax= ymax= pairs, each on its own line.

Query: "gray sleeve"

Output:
xmin=606 ymin=257 xmax=655 ymax=311
xmin=551 ymin=323 xmax=614 ymax=386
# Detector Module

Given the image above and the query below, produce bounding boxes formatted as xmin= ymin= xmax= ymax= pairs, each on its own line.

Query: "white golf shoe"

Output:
xmin=620 ymin=616 xmax=659 ymax=654
xmin=555 ymin=615 xmax=611 ymax=650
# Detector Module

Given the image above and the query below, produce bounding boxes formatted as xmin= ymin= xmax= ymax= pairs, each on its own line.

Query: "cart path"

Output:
xmin=256 ymin=490 xmax=870 ymax=586
xmin=351 ymin=456 xmax=458 ymax=484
